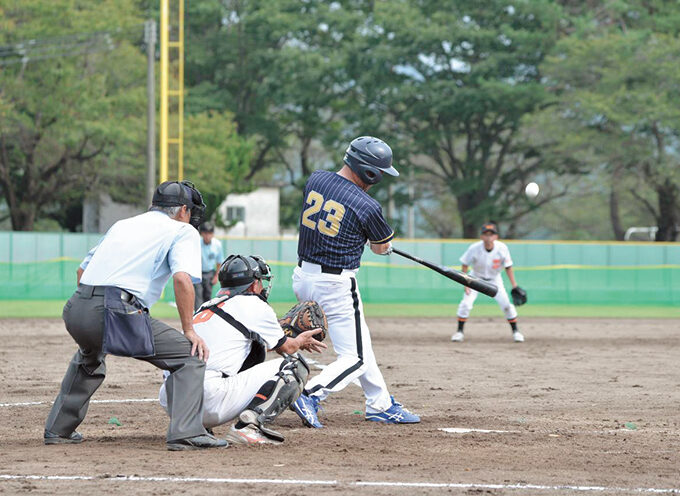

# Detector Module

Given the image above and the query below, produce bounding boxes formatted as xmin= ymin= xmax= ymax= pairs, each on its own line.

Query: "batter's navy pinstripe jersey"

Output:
xmin=297 ymin=170 xmax=394 ymax=269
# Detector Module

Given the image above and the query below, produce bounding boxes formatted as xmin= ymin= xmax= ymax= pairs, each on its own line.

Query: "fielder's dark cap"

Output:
xmin=481 ymin=222 xmax=499 ymax=234
xmin=199 ymin=222 xmax=214 ymax=233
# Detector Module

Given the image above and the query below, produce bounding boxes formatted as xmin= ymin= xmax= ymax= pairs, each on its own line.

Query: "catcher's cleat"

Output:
xmin=291 ymin=393 xmax=323 ymax=428
xmin=237 ymin=410 xmax=286 ymax=443
xmin=44 ymin=429 xmax=83 ymax=445
xmin=451 ymin=331 xmax=464 ymax=342
xmin=513 ymin=331 xmax=525 ymax=343
xmin=166 ymin=433 xmax=228 ymax=451
xmin=366 ymin=396 xmax=420 ymax=424
xmin=225 ymin=425 xmax=281 ymax=445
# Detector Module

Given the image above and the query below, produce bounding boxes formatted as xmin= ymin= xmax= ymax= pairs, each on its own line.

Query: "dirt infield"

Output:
xmin=1 ymin=316 xmax=679 ymax=495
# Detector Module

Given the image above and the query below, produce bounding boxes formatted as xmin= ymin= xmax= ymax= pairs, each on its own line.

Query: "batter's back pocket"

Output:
xmin=102 ymin=286 xmax=155 ymax=358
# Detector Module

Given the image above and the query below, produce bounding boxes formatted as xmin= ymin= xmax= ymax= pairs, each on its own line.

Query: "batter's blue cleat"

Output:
xmin=291 ymin=393 xmax=323 ymax=428
xmin=365 ymin=396 xmax=420 ymax=424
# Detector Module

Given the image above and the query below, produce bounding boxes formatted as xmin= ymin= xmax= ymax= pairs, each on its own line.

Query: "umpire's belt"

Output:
xmin=298 ymin=260 xmax=356 ymax=275
xmin=77 ymin=284 xmax=134 ymax=302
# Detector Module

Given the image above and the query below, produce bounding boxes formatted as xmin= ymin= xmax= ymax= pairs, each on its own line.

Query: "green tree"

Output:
xmin=541 ymin=1 xmax=680 ymax=241
xmin=345 ymin=0 xmax=573 ymax=238
xmin=0 ymin=0 xmax=147 ymax=231
xmin=183 ymin=111 xmax=253 ymax=222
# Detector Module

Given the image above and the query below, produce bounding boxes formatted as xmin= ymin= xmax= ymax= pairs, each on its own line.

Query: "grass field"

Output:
xmin=1 ymin=299 xmax=678 ymax=319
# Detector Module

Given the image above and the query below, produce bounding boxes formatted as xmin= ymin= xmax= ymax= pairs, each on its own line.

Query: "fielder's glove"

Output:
xmin=278 ymin=301 xmax=328 ymax=342
xmin=511 ymin=286 xmax=528 ymax=306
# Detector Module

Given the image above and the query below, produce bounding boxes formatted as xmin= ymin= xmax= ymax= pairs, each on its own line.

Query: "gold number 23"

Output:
xmin=301 ymin=191 xmax=345 ymax=237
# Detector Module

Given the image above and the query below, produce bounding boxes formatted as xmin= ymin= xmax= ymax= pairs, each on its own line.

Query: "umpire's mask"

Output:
xmin=152 ymin=180 xmax=206 ymax=229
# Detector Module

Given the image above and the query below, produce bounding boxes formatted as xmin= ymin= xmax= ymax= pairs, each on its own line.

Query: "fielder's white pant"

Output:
xmin=293 ymin=262 xmax=392 ymax=413
xmin=159 ymin=358 xmax=284 ymax=429
xmin=456 ymin=274 xmax=518 ymax=320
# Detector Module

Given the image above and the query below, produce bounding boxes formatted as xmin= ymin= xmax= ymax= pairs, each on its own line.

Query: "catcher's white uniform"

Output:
xmin=456 ymin=240 xmax=517 ymax=320
xmin=159 ymin=294 xmax=287 ymax=428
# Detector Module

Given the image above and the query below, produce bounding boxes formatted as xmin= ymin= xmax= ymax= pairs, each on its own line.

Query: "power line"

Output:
xmin=0 ymin=24 xmax=145 ymax=66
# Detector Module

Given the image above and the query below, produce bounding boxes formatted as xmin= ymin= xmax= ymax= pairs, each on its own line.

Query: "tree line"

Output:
xmin=1 ymin=0 xmax=678 ymax=240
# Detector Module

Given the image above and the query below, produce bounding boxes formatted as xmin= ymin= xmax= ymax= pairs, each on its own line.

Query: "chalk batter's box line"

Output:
xmin=0 ymin=398 xmax=158 ymax=407
xmin=0 ymin=474 xmax=678 ymax=494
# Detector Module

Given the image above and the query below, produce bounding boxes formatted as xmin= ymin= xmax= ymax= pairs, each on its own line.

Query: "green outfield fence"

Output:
xmin=1 ymin=231 xmax=679 ymax=306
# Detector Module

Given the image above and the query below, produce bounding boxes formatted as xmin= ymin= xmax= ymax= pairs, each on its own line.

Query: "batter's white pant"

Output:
xmin=159 ymin=358 xmax=284 ymax=429
xmin=456 ymin=274 xmax=518 ymax=320
xmin=293 ymin=263 xmax=392 ymax=413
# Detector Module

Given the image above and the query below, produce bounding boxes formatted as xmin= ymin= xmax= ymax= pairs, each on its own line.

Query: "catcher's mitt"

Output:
xmin=278 ymin=301 xmax=327 ymax=342
xmin=511 ymin=286 xmax=528 ymax=306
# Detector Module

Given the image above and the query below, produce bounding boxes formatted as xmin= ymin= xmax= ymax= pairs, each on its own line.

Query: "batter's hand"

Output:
xmin=184 ymin=329 xmax=209 ymax=361
xmin=464 ymin=286 xmax=471 ymax=295
xmin=296 ymin=329 xmax=328 ymax=354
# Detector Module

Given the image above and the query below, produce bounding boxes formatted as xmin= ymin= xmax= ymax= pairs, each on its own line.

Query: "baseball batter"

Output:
xmin=159 ymin=254 xmax=326 ymax=444
xmin=290 ymin=136 xmax=420 ymax=427
xmin=452 ymin=222 xmax=525 ymax=343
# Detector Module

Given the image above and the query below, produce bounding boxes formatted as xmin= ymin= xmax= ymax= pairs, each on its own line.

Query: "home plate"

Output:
xmin=439 ymin=428 xmax=517 ymax=434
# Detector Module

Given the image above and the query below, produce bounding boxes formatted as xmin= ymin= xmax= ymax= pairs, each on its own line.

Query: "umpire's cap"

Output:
xmin=218 ymin=254 xmax=273 ymax=299
xmin=343 ymin=136 xmax=399 ymax=185
xmin=152 ymin=180 xmax=206 ymax=229
xmin=480 ymin=222 xmax=499 ymax=235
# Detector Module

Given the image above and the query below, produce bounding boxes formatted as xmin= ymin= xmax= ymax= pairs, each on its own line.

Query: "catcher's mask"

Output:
xmin=218 ymin=254 xmax=273 ymax=300
xmin=152 ymin=180 xmax=206 ymax=229
xmin=343 ymin=136 xmax=399 ymax=185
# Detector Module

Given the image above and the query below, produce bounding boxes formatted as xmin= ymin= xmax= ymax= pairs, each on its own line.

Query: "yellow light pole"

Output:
xmin=159 ymin=0 xmax=184 ymax=182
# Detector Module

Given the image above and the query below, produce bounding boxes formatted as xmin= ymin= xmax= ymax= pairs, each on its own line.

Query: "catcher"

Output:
xmin=159 ymin=254 xmax=327 ymax=445
xmin=451 ymin=222 xmax=528 ymax=343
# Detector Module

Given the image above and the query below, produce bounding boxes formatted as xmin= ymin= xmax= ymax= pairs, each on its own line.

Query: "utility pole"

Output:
xmin=407 ymin=168 xmax=415 ymax=238
xmin=145 ymin=20 xmax=157 ymax=207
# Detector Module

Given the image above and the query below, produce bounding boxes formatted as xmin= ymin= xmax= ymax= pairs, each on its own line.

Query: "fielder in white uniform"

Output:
xmin=290 ymin=136 xmax=420 ymax=428
xmin=159 ymin=254 xmax=326 ymax=444
xmin=452 ymin=222 xmax=525 ymax=343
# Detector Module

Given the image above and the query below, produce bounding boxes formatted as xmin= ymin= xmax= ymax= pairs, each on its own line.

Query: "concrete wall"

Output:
xmin=83 ymin=193 xmax=144 ymax=233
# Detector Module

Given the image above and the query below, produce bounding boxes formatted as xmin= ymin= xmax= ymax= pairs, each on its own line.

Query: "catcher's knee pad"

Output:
xmin=280 ymin=353 xmax=310 ymax=386
xmin=241 ymin=355 xmax=309 ymax=427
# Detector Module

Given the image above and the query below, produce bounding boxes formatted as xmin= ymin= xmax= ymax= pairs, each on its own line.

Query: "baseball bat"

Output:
xmin=391 ymin=247 xmax=498 ymax=297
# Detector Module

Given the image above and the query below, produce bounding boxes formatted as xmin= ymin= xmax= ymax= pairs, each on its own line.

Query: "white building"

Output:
xmin=218 ymin=187 xmax=280 ymax=237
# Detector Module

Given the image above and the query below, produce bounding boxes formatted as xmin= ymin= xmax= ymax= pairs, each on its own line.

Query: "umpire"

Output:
xmin=44 ymin=181 xmax=227 ymax=451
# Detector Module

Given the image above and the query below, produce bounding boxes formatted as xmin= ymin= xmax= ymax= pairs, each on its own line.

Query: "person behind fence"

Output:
xmin=160 ymin=254 xmax=327 ymax=445
xmin=194 ymin=222 xmax=223 ymax=310
xmin=44 ymin=180 xmax=228 ymax=451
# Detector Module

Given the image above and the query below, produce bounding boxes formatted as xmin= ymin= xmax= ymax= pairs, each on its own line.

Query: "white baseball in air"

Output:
xmin=525 ymin=182 xmax=539 ymax=199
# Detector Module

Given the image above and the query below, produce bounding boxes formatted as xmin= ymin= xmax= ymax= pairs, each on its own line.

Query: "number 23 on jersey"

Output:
xmin=301 ymin=191 xmax=346 ymax=237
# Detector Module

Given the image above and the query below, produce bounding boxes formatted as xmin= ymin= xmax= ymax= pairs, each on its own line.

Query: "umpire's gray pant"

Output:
xmin=45 ymin=286 xmax=207 ymax=443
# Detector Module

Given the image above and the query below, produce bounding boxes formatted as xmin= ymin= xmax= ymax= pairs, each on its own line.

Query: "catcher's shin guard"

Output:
xmin=236 ymin=355 xmax=310 ymax=442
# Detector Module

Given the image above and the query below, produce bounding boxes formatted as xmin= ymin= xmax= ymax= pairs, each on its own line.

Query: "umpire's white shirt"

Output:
xmin=459 ymin=240 xmax=513 ymax=280
xmin=195 ymin=294 xmax=286 ymax=377
xmin=79 ymin=210 xmax=201 ymax=308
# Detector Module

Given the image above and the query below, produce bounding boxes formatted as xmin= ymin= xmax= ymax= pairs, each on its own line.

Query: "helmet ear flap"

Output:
xmin=343 ymin=136 xmax=397 ymax=185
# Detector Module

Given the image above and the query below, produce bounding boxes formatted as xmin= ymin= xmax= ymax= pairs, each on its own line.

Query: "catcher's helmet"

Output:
xmin=218 ymin=254 xmax=273 ymax=300
xmin=152 ymin=180 xmax=206 ymax=229
xmin=343 ymin=136 xmax=399 ymax=185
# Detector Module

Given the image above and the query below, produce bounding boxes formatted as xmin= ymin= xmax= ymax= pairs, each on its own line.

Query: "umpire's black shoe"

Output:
xmin=166 ymin=433 xmax=228 ymax=451
xmin=44 ymin=429 xmax=83 ymax=445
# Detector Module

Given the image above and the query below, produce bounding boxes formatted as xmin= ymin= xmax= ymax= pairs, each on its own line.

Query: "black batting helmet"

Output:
xmin=152 ymin=180 xmax=206 ymax=229
xmin=343 ymin=136 xmax=399 ymax=185
xmin=218 ymin=254 xmax=273 ymax=300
